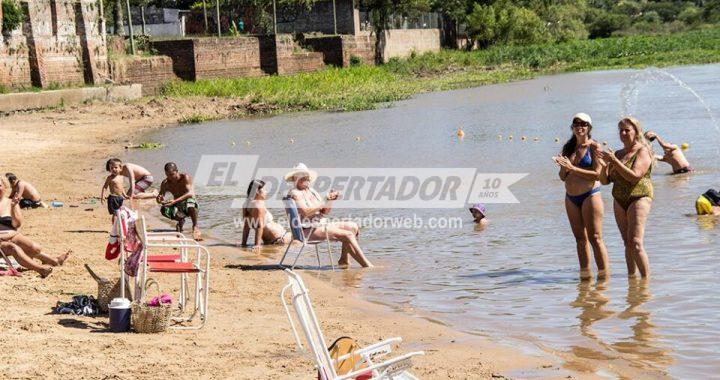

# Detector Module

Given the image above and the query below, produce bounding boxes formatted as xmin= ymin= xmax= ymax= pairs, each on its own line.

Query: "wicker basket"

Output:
xmin=85 ymin=264 xmax=132 ymax=314
xmin=131 ymin=279 xmax=172 ymax=334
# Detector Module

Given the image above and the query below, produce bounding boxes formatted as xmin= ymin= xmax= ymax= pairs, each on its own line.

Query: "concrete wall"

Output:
xmin=382 ymin=29 xmax=441 ymax=62
xmin=0 ymin=0 xmax=108 ymax=90
xmin=109 ymin=56 xmax=177 ymax=95
xmin=0 ymin=85 xmax=141 ymax=112
xmin=277 ymin=0 xmax=358 ymax=35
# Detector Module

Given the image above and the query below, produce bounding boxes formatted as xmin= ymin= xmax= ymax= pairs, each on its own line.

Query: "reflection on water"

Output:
xmin=129 ymin=65 xmax=720 ymax=378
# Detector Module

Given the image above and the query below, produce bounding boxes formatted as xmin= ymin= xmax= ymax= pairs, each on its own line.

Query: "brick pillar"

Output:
xmin=75 ymin=0 xmax=109 ymax=85
xmin=21 ymin=1 xmax=46 ymax=88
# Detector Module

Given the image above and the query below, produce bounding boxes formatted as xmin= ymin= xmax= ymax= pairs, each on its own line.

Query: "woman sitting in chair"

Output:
xmin=286 ymin=163 xmax=373 ymax=268
xmin=0 ymin=177 xmax=70 ymax=277
xmin=241 ymin=179 xmax=291 ymax=252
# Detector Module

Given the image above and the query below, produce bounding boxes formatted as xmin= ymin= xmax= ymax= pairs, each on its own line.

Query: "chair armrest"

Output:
xmin=336 ymin=351 xmax=425 ymax=380
xmin=335 ymin=337 xmax=402 ymax=362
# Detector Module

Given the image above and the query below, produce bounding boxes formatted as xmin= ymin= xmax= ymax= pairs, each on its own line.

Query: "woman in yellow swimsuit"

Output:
xmin=599 ymin=117 xmax=653 ymax=278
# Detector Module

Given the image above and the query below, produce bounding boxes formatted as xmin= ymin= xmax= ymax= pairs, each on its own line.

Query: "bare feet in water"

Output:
xmin=192 ymin=227 xmax=202 ymax=241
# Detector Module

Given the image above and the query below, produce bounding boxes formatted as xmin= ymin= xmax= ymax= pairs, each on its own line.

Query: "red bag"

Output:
xmin=105 ymin=242 xmax=120 ymax=260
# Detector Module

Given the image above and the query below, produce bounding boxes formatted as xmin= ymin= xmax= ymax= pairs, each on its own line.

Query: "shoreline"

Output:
xmin=0 ymin=84 xmax=573 ymax=378
xmin=0 ymin=61 xmax=703 ymax=377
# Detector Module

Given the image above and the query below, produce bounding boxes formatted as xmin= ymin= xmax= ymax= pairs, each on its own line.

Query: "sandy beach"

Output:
xmin=0 ymin=97 xmax=601 ymax=379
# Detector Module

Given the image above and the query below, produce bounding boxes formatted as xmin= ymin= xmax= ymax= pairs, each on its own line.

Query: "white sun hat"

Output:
xmin=284 ymin=163 xmax=318 ymax=182
xmin=572 ymin=112 xmax=592 ymax=125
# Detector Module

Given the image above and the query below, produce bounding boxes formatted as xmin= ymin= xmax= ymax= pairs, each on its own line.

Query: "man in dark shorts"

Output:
xmin=156 ymin=162 xmax=201 ymax=240
xmin=5 ymin=173 xmax=47 ymax=209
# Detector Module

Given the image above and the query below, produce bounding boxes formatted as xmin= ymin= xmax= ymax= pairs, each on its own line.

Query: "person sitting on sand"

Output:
xmin=105 ymin=158 xmax=158 ymax=200
xmin=553 ymin=113 xmax=609 ymax=280
xmin=241 ymin=179 xmax=290 ymax=252
xmin=286 ymin=163 xmax=372 ymax=268
xmin=469 ymin=203 xmax=489 ymax=229
xmin=0 ymin=178 xmax=70 ymax=277
xmin=157 ymin=162 xmax=201 ymax=240
xmin=696 ymin=189 xmax=720 ymax=215
xmin=5 ymin=173 xmax=47 ymax=209
xmin=644 ymin=131 xmax=692 ymax=174
xmin=101 ymin=159 xmax=129 ymax=223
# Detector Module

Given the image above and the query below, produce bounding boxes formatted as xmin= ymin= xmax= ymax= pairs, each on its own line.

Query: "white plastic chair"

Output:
xmin=279 ymin=197 xmax=335 ymax=270
xmin=135 ymin=215 xmax=211 ymax=330
xmin=281 ymin=269 xmax=424 ymax=379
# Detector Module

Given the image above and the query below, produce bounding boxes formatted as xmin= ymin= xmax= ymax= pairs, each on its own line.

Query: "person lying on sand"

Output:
xmin=157 ymin=162 xmax=202 ymax=240
xmin=286 ymin=163 xmax=372 ymax=268
xmin=0 ymin=178 xmax=70 ymax=277
xmin=696 ymin=189 xmax=720 ymax=216
xmin=242 ymin=179 xmax=290 ymax=252
xmin=644 ymin=131 xmax=692 ymax=174
xmin=5 ymin=173 xmax=47 ymax=209
xmin=104 ymin=158 xmax=158 ymax=200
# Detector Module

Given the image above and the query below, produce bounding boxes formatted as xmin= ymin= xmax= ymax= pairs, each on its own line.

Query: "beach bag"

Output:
xmin=317 ymin=337 xmax=371 ymax=380
xmin=85 ymin=264 xmax=132 ymax=313
xmin=131 ymin=279 xmax=172 ymax=334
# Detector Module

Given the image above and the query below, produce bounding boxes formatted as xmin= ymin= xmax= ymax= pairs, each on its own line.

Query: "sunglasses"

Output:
xmin=572 ymin=120 xmax=589 ymax=128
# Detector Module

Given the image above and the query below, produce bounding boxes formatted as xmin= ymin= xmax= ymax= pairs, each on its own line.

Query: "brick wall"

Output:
xmin=277 ymin=0 xmax=358 ymax=35
xmin=0 ymin=0 xmax=108 ymax=90
xmin=341 ymin=32 xmax=375 ymax=66
xmin=109 ymin=56 xmax=176 ymax=95
xmin=302 ymin=35 xmax=343 ymax=66
xmin=274 ymin=35 xmax=324 ymax=75
xmin=152 ymin=37 xmax=264 ymax=80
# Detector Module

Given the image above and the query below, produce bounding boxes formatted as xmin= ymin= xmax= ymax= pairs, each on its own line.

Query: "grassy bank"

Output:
xmin=162 ymin=27 xmax=720 ymax=114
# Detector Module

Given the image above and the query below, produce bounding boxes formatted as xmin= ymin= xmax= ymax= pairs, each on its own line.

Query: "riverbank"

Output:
xmin=0 ymin=96 xmax=582 ymax=378
xmin=162 ymin=28 xmax=720 ymax=116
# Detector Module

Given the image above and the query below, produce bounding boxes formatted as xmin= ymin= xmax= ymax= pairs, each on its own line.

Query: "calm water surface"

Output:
xmin=129 ymin=65 xmax=720 ymax=378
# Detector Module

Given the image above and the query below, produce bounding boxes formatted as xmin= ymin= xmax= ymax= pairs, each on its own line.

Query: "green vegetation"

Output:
xmin=163 ymin=28 xmax=720 ymax=112
xmin=2 ymin=0 xmax=24 ymax=34
xmin=136 ymin=142 xmax=165 ymax=149
xmin=437 ymin=0 xmax=720 ymax=48
xmin=179 ymin=114 xmax=219 ymax=124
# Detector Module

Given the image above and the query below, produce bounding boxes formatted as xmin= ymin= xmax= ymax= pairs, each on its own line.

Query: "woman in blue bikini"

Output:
xmin=553 ymin=113 xmax=609 ymax=279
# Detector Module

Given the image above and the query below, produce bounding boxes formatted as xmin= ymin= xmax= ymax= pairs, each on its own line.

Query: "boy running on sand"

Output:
xmin=5 ymin=173 xmax=47 ymax=209
xmin=101 ymin=160 xmax=129 ymax=222
xmin=104 ymin=158 xmax=158 ymax=200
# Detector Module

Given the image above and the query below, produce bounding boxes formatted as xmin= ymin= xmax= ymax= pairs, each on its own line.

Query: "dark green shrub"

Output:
xmin=2 ymin=0 xmax=24 ymax=34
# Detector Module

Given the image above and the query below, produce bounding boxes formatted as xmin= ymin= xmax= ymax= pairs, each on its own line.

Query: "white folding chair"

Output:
xmin=136 ymin=215 xmax=210 ymax=330
xmin=279 ymin=197 xmax=335 ymax=270
xmin=281 ymin=269 xmax=424 ymax=379
xmin=0 ymin=245 xmax=21 ymax=276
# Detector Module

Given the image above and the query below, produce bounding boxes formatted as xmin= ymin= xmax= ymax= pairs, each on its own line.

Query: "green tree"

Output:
xmin=466 ymin=3 xmax=497 ymax=47
xmin=1 ymin=0 xmax=24 ymax=34
xmin=359 ymin=0 xmax=431 ymax=64
xmin=678 ymin=4 xmax=703 ymax=24
xmin=546 ymin=3 xmax=588 ymax=42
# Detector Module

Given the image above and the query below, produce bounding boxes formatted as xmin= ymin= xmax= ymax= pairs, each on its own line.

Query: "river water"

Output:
xmin=128 ymin=65 xmax=720 ymax=378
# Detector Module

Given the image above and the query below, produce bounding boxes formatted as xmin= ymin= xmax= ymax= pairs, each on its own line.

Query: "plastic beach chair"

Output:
xmin=0 ymin=245 xmax=21 ymax=277
xmin=135 ymin=215 xmax=210 ymax=330
xmin=279 ymin=197 xmax=335 ymax=270
xmin=281 ymin=269 xmax=424 ymax=379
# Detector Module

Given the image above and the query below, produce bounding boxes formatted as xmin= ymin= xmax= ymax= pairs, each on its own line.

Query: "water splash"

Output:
xmin=620 ymin=67 xmax=720 ymax=138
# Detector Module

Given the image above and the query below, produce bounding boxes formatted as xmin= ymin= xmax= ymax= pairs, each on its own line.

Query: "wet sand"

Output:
xmin=0 ymin=98 xmax=581 ymax=379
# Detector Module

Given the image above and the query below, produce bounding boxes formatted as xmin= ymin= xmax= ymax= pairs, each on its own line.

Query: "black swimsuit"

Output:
xmin=0 ymin=216 xmax=14 ymax=229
